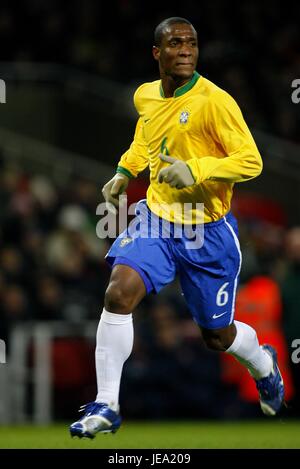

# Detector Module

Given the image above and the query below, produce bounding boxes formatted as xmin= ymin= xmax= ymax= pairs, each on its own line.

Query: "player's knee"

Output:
xmin=104 ymin=283 xmax=135 ymax=313
xmin=201 ymin=326 xmax=235 ymax=352
xmin=203 ymin=335 xmax=226 ymax=351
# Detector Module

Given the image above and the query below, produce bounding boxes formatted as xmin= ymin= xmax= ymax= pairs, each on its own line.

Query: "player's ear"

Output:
xmin=152 ymin=46 xmax=160 ymax=61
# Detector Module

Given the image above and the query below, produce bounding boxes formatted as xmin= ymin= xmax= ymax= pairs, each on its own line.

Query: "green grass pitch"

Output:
xmin=0 ymin=420 xmax=299 ymax=449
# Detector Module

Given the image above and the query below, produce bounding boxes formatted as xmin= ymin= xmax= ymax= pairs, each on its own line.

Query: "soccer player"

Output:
xmin=70 ymin=17 xmax=285 ymax=438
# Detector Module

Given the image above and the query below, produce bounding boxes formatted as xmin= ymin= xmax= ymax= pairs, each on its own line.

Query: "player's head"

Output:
xmin=153 ymin=17 xmax=198 ymax=81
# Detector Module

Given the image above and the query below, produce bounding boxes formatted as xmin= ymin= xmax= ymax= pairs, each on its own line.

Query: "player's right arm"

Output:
xmin=117 ymin=116 xmax=149 ymax=178
xmin=101 ymin=115 xmax=149 ymax=211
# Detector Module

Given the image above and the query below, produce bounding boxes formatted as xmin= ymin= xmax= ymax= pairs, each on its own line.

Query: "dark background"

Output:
xmin=0 ymin=0 xmax=299 ymax=423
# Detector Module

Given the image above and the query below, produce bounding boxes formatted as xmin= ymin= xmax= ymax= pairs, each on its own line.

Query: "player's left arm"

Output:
xmin=186 ymin=90 xmax=263 ymax=184
xmin=158 ymin=153 xmax=195 ymax=189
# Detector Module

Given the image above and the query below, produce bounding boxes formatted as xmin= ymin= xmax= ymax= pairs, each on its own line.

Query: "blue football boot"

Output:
xmin=70 ymin=402 xmax=121 ymax=439
xmin=255 ymin=344 xmax=285 ymax=416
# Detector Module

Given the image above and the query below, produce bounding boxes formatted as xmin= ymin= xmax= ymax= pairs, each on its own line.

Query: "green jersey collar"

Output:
xmin=159 ymin=71 xmax=200 ymax=98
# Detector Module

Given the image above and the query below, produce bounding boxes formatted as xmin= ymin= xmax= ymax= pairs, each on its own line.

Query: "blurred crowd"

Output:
xmin=0 ymin=0 xmax=299 ymax=142
xmin=0 ymin=164 xmax=299 ymax=419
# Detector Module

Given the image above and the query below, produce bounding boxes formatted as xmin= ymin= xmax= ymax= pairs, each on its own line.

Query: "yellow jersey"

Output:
xmin=117 ymin=72 xmax=262 ymax=224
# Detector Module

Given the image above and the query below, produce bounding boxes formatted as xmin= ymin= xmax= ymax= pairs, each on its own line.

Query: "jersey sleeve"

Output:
xmin=186 ymin=90 xmax=263 ymax=184
xmin=117 ymin=86 xmax=149 ymax=178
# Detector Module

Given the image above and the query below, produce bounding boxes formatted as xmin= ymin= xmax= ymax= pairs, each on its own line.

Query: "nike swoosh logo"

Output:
xmin=212 ymin=311 xmax=228 ymax=319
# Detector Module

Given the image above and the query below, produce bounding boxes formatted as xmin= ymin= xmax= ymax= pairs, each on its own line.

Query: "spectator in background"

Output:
xmin=0 ymin=284 xmax=29 ymax=351
xmin=220 ymin=275 xmax=294 ymax=417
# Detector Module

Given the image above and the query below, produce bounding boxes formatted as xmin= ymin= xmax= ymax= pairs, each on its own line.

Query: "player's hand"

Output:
xmin=101 ymin=173 xmax=129 ymax=213
xmin=158 ymin=153 xmax=195 ymax=189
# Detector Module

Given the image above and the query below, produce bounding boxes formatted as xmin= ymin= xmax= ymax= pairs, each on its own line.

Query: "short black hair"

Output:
xmin=154 ymin=17 xmax=194 ymax=46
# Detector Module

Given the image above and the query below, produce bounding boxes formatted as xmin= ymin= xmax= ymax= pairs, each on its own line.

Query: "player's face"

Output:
xmin=153 ymin=23 xmax=198 ymax=81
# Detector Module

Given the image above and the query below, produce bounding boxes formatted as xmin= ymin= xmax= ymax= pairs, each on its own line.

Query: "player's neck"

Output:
xmin=160 ymin=74 xmax=193 ymax=98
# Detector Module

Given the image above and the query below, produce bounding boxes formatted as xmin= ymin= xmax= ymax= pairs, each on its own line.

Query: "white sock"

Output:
xmin=226 ymin=320 xmax=273 ymax=379
xmin=95 ymin=308 xmax=133 ymax=411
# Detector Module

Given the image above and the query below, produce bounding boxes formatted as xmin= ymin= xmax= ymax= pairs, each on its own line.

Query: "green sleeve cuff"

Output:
xmin=116 ymin=166 xmax=135 ymax=179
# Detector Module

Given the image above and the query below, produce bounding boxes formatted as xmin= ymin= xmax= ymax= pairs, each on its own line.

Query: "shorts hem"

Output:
xmin=106 ymin=255 xmax=154 ymax=294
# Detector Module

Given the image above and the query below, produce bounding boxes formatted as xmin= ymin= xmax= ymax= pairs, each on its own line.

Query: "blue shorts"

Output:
xmin=106 ymin=200 xmax=242 ymax=330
